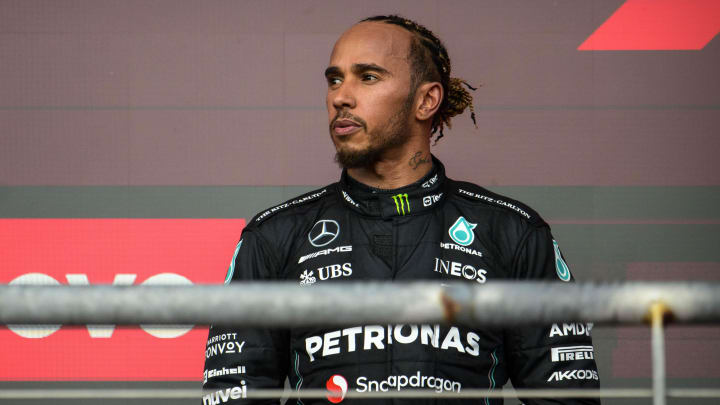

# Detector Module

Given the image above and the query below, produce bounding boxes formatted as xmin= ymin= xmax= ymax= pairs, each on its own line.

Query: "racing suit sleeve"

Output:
xmin=505 ymin=225 xmax=600 ymax=404
xmin=202 ymin=229 xmax=289 ymax=405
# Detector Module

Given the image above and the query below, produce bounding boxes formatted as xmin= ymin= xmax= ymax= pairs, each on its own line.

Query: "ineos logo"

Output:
xmin=308 ymin=220 xmax=340 ymax=247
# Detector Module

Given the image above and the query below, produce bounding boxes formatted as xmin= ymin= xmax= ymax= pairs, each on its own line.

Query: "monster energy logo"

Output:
xmin=391 ymin=193 xmax=411 ymax=215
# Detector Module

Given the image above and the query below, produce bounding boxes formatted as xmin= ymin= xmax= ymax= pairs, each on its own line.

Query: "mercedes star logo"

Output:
xmin=308 ymin=219 xmax=340 ymax=247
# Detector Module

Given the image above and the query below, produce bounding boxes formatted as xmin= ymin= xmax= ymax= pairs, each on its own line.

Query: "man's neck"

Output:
xmin=347 ymin=146 xmax=433 ymax=190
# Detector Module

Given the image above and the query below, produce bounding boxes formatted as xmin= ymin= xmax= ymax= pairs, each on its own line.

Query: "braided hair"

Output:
xmin=361 ymin=15 xmax=477 ymax=143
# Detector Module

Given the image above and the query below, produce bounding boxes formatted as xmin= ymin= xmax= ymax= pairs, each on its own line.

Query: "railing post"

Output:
xmin=649 ymin=302 xmax=668 ymax=405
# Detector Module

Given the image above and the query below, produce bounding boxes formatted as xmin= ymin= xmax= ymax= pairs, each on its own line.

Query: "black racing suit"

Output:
xmin=203 ymin=157 xmax=600 ymax=404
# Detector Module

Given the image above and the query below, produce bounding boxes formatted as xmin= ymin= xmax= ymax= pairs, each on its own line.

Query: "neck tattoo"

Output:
xmin=409 ymin=151 xmax=430 ymax=170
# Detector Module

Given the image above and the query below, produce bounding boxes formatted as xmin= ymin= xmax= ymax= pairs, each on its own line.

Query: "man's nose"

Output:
xmin=332 ymin=82 xmax=356 ymax=110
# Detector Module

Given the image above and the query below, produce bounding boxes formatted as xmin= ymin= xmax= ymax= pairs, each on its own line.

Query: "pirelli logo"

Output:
xmin=550 ymin=346 xmax=595 ymax=362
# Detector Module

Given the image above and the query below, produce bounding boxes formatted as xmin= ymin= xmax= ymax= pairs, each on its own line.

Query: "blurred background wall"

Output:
xmin=1 ymin=1 xmax=719 ymax=403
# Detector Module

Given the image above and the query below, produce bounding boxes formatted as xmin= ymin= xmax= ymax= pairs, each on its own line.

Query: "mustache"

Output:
xmin=330 ymin=110 xmax=367 ymax=130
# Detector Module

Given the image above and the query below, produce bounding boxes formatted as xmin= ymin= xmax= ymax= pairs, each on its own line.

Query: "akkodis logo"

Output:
xmin=326 ymin=374 xmax=348 ymax=403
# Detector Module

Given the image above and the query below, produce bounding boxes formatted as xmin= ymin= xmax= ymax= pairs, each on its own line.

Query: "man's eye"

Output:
xmin=327 ymin=77 xmax=342 ymax=86
xmin=362 ymin=74 xmax=378 ymax=81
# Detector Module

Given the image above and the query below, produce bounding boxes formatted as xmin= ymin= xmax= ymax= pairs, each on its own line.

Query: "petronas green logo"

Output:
xmin=448 ymin=216 xmax=477 ymax=246
xmin=392 ymin=193 xmax=410 ymax=215
xmin=553 ymin=240 xmax=572 ymax=282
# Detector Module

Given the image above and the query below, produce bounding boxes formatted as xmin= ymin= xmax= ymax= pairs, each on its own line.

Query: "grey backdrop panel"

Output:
xmin=1 ymin=0 xmax=719 ymax=403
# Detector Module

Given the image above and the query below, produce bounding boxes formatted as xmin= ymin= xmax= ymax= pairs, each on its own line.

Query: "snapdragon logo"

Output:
xmin=356 ymin=371 xmax=462 ymax=394
xmin=202 ymin=381 xmax=247 ymax=404
xmin=326 ymin=374 xmax=348 ymax=403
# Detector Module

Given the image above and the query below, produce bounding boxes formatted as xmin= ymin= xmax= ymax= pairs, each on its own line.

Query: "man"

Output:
xmin=203 ymin=15 xmax=600 ymax=405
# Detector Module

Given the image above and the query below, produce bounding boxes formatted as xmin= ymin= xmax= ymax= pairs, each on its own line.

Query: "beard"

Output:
xmin=333 ymin=90 xmax=415 ymax=169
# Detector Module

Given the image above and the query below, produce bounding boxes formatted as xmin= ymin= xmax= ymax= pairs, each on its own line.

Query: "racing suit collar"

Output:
xmin=337 ymin=156 xmax=447 ymax=218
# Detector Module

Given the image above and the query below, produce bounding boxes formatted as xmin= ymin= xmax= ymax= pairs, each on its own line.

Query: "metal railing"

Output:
xmin=2 ymin=281 xmax=720 ymax=404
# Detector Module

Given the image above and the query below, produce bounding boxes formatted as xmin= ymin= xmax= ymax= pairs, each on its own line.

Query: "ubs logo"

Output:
xmin=308 ymin=219 xmax=340 ymax=247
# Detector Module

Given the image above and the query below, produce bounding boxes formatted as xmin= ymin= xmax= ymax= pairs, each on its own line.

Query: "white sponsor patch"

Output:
xmin=458 ymin=188 xmax=531 ymax=219
xmin=203 ymin=366 xmax=246 ymax=384
xmin=422 ymin=174 xmax=438 ymax=188
xmin=342 ymin=191 xmax=360 ymax=208
xmin=440 ymin=242 xmax=483 ymax=257
xmin=422 ymin=193 xmax=443 ymax=207
xmin=298 ymin=246 xmax=352 ymax=264
xmin=547 ymin=369 xmax=599 ymax=382
xmin=433 ymin=258 xmax=487 ymax=284
xmin=207 ymin=333 xmax=238 ymax=347
xmin=202 ymin=382 xmax=247 ymax=404
xmin=300 ymin=263 xmax=352 ymax=284
xmin=549 ymin=323 xmax=593 ymax=337
xmin=304 ymin=324 xmax=480 ymax=362
xmin=205 ymin=340 xmax=246 ymax=359
xmin=551 ymin=346 xmax=595 ymax=362
xmin=255 ymin=189 xmax=327 ymax=223
xmin=356 ymin=371 xmax=461 ymax=394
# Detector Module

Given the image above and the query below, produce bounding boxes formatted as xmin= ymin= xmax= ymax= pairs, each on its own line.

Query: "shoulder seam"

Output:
xmin=241 ymin=228 xmax=283 ymax=279
xmin=249 ymin=185 xmax=335 ymax=226
xmin=510 ymin=226 xmax=539 ymax=278
xmin=449 ymin=180 xmax=545 ymax=226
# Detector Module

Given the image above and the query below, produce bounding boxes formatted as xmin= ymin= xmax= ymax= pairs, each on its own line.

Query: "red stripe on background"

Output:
xmin=579 ymin=0 xmax=720 ymax=50
xmin=548 ymin=219 xmax=720 ymax=225
xmin=0 ymin=219 xmax=245 ymax=381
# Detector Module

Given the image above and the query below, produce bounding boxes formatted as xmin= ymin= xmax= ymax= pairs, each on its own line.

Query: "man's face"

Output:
xmin=325 ymin=22 xmax=416 ymax=168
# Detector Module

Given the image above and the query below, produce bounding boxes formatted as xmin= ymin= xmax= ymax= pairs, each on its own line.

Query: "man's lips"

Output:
xmin=333 ymin=119 xmax=362 ymax=135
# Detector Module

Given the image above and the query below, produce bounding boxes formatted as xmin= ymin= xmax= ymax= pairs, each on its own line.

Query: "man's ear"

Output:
xmin=415 ymin=81 xmax=443 ymax=121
